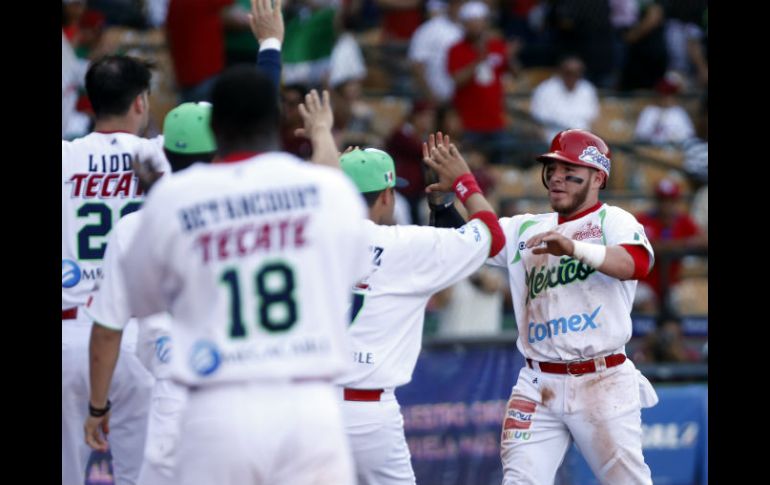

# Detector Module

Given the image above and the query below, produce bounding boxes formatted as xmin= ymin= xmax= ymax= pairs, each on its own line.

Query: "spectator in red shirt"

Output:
xmin=447 ymin=1 xmax=520 ymax=165
xmin=166 ymin=0 xmax=234 ymax=102
xmin=376 ymin=0 xmax=424 ymax=41
xmin=636 ymin=178 xmax=706 ymax=309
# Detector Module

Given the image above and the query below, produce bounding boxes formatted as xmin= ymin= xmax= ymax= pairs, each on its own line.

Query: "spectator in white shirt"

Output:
xmin=530 ymin=56 xmax=600 ymax=142
xmin=634 ymin=72 xmax=695 ymax=145
xmin=408 ymin=0 xmax=464 ymax=104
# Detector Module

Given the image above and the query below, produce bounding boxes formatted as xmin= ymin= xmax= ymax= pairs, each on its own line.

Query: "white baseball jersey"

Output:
xmin=336 ymin=218 xmax=494 ymax=390
xmin=488 ymin=203 xmax=654 ymax=362
xmin=83 ymin=210 xmax=174 ymax=378
xmin=62 ymin=132 xmax=169 ymax=310
xmin=120 ymin=153 xmax=369 ymax=387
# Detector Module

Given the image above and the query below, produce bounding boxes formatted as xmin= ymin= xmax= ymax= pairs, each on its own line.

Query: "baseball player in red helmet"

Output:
xmin=486 ymin=129 xmax=659 ymax=484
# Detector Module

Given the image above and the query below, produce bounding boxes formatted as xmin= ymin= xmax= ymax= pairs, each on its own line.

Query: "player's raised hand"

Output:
xmin=294 ymin=89 xmax=334 ymax=139
xmin=423 ymin=131 xmax=471 ymax=193
xmin=249 ymin=0 xmax=284 ymax=43
xmin=526 ymin=231 xmax=575 ymax=257
xmin=84 ymin=414 xmax=110 ymax=452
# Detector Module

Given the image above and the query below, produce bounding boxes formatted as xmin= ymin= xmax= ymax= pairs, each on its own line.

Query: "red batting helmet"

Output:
xmin=537 ymin=129 xmax=611 ymax=189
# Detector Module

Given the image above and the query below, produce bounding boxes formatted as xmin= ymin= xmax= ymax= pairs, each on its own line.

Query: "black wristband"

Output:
xmin=430 ymin=202 xmax=467 ymax=229
xmin=89 ymin=400 xmax=111 ymax=417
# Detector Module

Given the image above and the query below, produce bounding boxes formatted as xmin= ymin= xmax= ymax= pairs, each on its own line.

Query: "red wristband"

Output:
xmin=453 ymin=173 xmax=482 ymax=203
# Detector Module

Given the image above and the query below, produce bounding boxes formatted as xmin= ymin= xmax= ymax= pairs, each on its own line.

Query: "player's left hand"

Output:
xmin=423 ymin=131 xmax=471 ymax=193
xmin=294 ymin=89 xmax=334 ymax=139
xmin=526 ymin=231 xmax=575 ymax=257
xmin=249 ymin=0 xmax=284 ymax=43
xmin=84 ymin=414 xmax=111 ymax=452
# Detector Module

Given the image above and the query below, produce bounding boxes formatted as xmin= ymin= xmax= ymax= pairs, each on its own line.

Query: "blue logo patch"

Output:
xmin=518 ymin=242 xmax=526 ymax=251
xmin=189 ymin=340 xmax=221 ymax=376
xmin=528 ymin=306 xmax=602 ymax=343
xmin=155 ymin=336 xmax=171 ymax=364
xmin=62 ymin=259 xmax=81 ymax=288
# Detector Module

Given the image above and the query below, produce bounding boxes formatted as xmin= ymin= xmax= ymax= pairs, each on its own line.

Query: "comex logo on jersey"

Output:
xmin=528 ymin=306 xmax=602 ymax=343
xmin=62 ymin=259 xmax=81 ymax=288
xmin=190 ymin=340 xmax=222 ymax=376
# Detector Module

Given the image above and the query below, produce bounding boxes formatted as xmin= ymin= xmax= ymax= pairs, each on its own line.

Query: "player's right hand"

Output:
xmin=294 ymin=89 xmax=334 ymax=139
xmin=84 ymin=414 xmax=111 ymax=452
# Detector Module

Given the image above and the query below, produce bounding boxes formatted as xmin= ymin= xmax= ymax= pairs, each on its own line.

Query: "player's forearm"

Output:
xmin=462 ymin=192 xmax=495 ymax=218
xmin=309 ymin=126 xmax=341 ymax=168
xmin=88 ymin=323 xmax=122 ymax=408
xmin=596 ymin=245 xmax=637 ymax=280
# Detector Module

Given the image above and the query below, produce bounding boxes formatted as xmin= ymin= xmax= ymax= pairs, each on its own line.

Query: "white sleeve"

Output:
xmin=398 ymin=218 xmax=493 ymax=296
xmin=603 ymin=207 xmax=655 ymax=272
xmin=120 ymin=185 xmax=178 ymax=318
xmin=82 ymin=221 xmax=132 ymax=330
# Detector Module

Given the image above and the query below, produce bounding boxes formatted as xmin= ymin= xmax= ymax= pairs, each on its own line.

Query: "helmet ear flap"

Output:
xmin=541 ymin=164 xmax=549 ymax=190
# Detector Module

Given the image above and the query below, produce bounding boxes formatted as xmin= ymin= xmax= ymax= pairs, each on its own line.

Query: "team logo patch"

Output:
xmin=384 ymin=171 xmax=394 ymax=184
xmin=155 ymin=336 xmax=172 ymax=364
xmin=507 ymin=409 xmax=533 ymax=422
xmin=502 ymin=398 xmax=536 ymax=436
xmin=572 ymin=222 xmax=603 ymax=241
xmin=503 ymin=399 xmax=536 ymax=430
xmin=578 ymin=146 xmax=610 ymax=173
xmin=456 ymin=181 xmax=469 ymax=198
xmin=189 ymin=340 xmax=221 ymax=376
xmin=502 ymin=430 xmax=533 ymax=442
xmin=62 ymin=259 xmax=81 ymax=288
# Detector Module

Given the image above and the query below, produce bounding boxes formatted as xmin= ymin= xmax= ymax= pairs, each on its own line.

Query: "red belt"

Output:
xmin=62 ymin=308 xmax=78 ymax=320
xmin=526 ymin=354 xmax=626 ymax=376
xmin=343 ymin=388 xmax=384 ymax=402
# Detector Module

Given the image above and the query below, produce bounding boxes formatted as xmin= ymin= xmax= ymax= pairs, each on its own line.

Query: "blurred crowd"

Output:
xmin=62 ymin=0 xmax=708 ymax=362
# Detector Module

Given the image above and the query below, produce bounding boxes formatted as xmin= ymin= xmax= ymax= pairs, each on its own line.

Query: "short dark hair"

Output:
xmin=163 ymin=149 xmax=216 ymax=174
xmin=85 ymin=55 xmax=153 ymax=119
xmin=362 ymin=189 xmax=386 ymax=208
xmin=211 ymin=66 xmax=280 ymax=146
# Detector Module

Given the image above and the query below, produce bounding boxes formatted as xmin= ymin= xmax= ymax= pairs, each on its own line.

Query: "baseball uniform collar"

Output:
xmin=215 ymin=151 xmax=262 ymax=164
xmin=94 ymin=130 xmax=133 ymax=135
xmin=558 ymin=201 xmax=603 ymax=224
